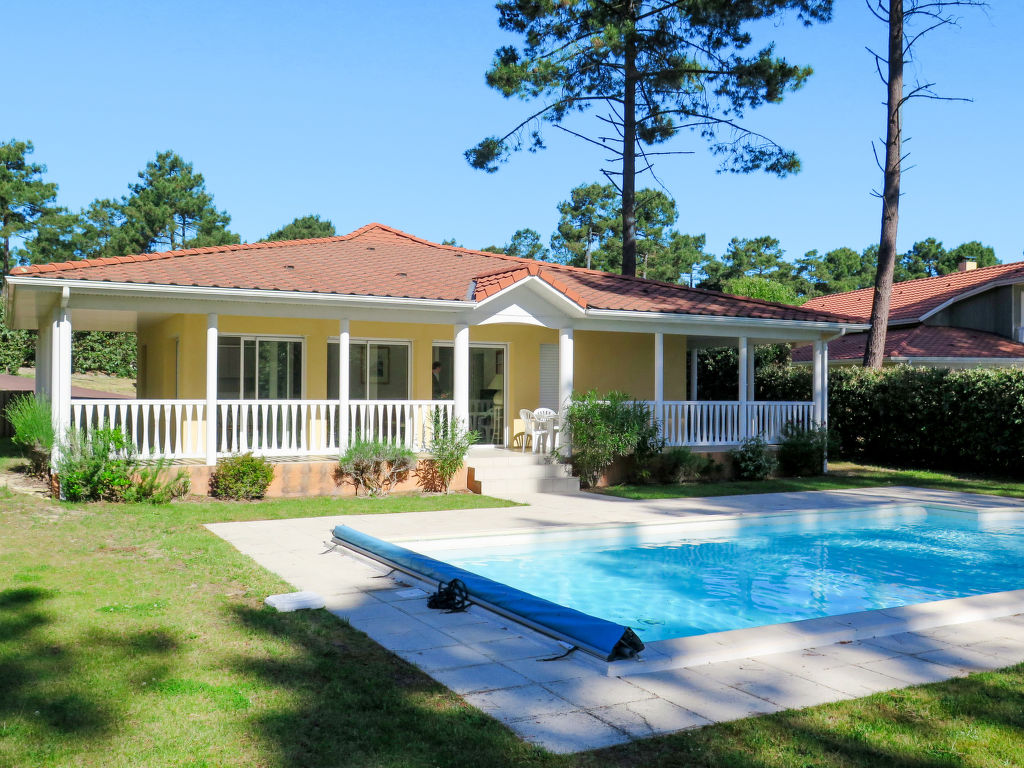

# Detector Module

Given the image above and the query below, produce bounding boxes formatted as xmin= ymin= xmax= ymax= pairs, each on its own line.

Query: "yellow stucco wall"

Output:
xmin=141 ymin=315 xmax=689 ymax=445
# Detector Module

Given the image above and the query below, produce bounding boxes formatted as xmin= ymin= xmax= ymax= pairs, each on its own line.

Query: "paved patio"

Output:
xmin=207 ymin=487 xmax=1024 ymax=753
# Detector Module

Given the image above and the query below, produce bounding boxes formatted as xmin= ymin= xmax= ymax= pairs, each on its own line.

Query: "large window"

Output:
xmin=432 ymin=343 xmax=506 ymax=446
xmin=327 ymin=340 xmax=410 ymax=400
xmin=217 ymin=336 xmax=302 ymax=399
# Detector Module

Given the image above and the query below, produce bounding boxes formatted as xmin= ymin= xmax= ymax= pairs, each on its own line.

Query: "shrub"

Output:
xmin=5 ymin=394 xmax=54 ymax=476
xmin=210 ymin=453 xmax=275 ymax=500
xmin=561 ymin=391 xmax=654 ymax=488
xmin=338 ymin=441 xmax=416 ymax=497
xmin=0 ymin=298 xmax=33 ymax=375
xmin=653 ymin=446 xmax=719 ymax=484
xmin=56 ymin=427 xmax=137 ymax=502
xmin=777 ymin=422 xmax=829 ymax=477
xmin=625 ymin=409 xmax=666 ymax=484
xmin=730 ymin=435 xmax=776 ymax=481
xmin=426 ymin=410 xmax=478 ymax=493
xmin=123 ymin=458 xmax=191 ymax=504
xmin=756 ymin=363 xmax=1024 ymax=478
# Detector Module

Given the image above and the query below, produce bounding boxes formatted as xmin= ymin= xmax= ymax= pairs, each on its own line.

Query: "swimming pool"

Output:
xmin=410 ymin=504 xmax=1024 ymax=643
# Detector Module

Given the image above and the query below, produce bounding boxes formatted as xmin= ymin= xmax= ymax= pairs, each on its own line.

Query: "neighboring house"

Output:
xmin=794 ymin=260 xmax=1024 ymax=368
xmin=4 ymin=223 xmax=864 ymax=467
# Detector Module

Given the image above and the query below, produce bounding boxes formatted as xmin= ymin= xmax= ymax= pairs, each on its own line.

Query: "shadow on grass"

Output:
xmin=597 ymin=667 xmax=1024 ymax=768
xmin=227 ymin=603 xmax=544 ymax=768
xmin=0 ymin=585 xmax=180 ymax=739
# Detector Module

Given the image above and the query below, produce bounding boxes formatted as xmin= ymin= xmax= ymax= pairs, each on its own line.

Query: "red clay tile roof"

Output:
xmin=792 ymin=325 xmax=1024 ymax=362
xmin=802 ymin=261 xmax=1024 ymax=323
xmin=10 ymin=222 xmax=856 ymax=323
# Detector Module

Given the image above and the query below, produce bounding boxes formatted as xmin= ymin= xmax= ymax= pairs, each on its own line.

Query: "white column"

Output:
xmin=205 ymin=313 xmax=218 ymax=465
xmin=737 ymin=336 xmax=749 ymax=439
xmin=35 ymin=321 xmax=51 ymax=398
xmin=746 ymin=341 xmax=756 ymax=402
xmin=653 ymin=332 xmax=664 ymax=406
xmin=689 ymin=349 xmax=698 ymax=400
xmin=558 ymin=327 xmax=574 ymax=410
xmin=453 ymin=324 xmax=469 ymax=428
xmin=50 ymin=303 xmax=71 ymax=464
xmin=812 ymin=339 xmax=824 ymax=426
xmin=338 ymin=318 xmax=350 ymax=450
xmin=821 ymin=341 xmax=829 ymax=473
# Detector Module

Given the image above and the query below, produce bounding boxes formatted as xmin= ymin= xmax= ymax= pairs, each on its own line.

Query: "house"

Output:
xmin=3 ymin=223 xmax=864 ymax=492
xmin=794 ymin=260 xmax=1024 ymax=367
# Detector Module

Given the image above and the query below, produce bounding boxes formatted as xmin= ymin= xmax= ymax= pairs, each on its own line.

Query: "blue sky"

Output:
xmin=9 ymin=1 xmax=1022 ymax=264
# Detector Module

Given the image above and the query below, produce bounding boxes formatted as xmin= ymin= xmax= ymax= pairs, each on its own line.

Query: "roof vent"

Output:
xmin=957 ymin=260 xmax=977 ymax=272
xmin=367 ymin=246 xmax=375 ymax=251
xmin=396 ymin=272 xmax=407 ymax=277
xmin=284 ymin=264 xmax=295 ymax=270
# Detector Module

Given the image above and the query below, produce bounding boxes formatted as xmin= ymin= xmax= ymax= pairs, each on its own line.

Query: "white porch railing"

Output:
xmin=647 ymin=401 xmax=815 ymax=447
xmin=69 ymin=398 xmax=454 ymax=460
xmin=70 ymin=399 xmax=208 ymax=459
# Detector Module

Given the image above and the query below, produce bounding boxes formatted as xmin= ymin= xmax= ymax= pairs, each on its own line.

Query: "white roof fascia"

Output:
xmin=470 ymin=275 xmax=587 ymax=318
xmin=582 ymin=308 xmax=869 ymax=334
xmin=4 ymin=276 xmax=468 ymax=312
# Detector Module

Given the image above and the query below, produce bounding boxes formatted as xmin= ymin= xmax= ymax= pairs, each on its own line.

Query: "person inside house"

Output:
xmin=432 ymin=361 xmax=449 ymax=399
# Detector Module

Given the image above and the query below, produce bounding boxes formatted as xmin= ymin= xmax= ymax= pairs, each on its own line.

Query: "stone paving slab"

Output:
xmin=207 ymin=486 xmax=1024 ymax=755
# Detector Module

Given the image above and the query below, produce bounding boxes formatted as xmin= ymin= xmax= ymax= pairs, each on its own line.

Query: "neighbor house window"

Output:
xmin=327 ymin=340 xmax=410 ymax=400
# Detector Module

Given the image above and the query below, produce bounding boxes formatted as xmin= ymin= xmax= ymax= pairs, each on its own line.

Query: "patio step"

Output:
xmin=466 ymin=451 xmax=580 ymax=496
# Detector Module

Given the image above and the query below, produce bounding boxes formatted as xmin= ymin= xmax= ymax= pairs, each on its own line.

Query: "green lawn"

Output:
xmin=597 ymin=461 xmax=1024 ymax=500
xmin=2 ymin=450 xmax=1023 ymax=767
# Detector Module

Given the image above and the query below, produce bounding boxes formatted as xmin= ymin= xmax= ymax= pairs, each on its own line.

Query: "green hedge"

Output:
xmin=757 ymin=363 xmax=1024 ymax=477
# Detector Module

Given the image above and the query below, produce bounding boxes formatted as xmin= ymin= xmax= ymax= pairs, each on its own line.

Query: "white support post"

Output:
xmin=35 ymin=321 xmax=51 ymax=398
xmin=653 ymin=332 xmax=664 ymax=409
xmin=737 ymin=336 xmax=749 ymax=439
xmin=205 ymin=314 xmax=218 ymax=466
xmin=558 ymin=327 xmax=574 ymax=410
xmin=338 ymin=318 xmax=350 ymax=450
xmin=454 ymin=324 xmax=469 ymax=428
xmin=812 ymin=339 xmax=824 ymax=426
xmin=50 ymin=300 xmax=72 ymax=465
xmin=746 ymin=340 xmax=756 ymax=402
xmin=821 ymin=340 xmax=830 ymax=473
xmin=689 ymin=349 xmax=698 ymax=400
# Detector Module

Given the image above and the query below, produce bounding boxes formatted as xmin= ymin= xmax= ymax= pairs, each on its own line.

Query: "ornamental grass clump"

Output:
xmin=426 ymin=409 xmax=478 ymax=493
xmin=338 ymin=440 xmax=416 ymax=497
xmin=5 ymin=394 xmax=55 ymax=476
xmin=210 ymin=453 xmax=275 ymax=500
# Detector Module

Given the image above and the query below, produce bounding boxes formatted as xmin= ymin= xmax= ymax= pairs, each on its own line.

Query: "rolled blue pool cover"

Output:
xmin=331 ymin=525 xmax=644 ymax=661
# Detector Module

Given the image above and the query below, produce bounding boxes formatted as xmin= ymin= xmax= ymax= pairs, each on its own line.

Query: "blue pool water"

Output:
xmin=413 ymin=506 xmax=1024 ymax=642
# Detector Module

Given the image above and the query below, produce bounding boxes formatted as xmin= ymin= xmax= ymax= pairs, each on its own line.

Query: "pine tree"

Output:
xmin=0 ymin=140 xmax=58 ymax=277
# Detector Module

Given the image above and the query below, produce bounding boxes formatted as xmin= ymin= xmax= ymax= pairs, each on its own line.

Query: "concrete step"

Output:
xmin=465 ymin=451 xmax=561 ymax=468
xmin=468 ymin=463 xmax=574 ymax=481
xmin=476 ymin=476 xmax=581 ymax=496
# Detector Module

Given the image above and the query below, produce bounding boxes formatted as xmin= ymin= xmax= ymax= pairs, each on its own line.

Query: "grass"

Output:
xmin=2 ymin=446 xmax=1023 ymax=767
xmin=16 ymin=365 xmax=137 ymax=396
xmin=598 ymin=461 xmax=1024 ymax=501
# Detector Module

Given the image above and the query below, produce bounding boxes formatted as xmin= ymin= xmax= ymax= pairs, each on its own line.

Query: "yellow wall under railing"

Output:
xmin=136 ymin=315 xmax=690 ymax=450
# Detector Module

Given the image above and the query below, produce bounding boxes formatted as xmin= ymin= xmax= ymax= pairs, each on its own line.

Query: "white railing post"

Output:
xmin=653 ymin=332 xmax=664 ymax=435
xmin=338 ymin=318 xmax=350 ymax=451
xmin=205 ymin=314 xmax=218 ymax=465
xmin=51 ymin=293 xmax=72 ymax=465
xmin=812 ymin=339 xmax=824 ymax=426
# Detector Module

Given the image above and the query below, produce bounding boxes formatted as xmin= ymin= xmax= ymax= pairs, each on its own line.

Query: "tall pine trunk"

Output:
xmin=864 ymin=0 xmax=904 ymax=368
xmin=621 ymin=31 xmax=638 ymax=278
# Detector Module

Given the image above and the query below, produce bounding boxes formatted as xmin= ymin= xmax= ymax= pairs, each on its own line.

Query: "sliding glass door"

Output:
xmin=432 ymin=343 xmax=505 ymax=446
xmin=217 ymin=337 xmax=302 ymax=400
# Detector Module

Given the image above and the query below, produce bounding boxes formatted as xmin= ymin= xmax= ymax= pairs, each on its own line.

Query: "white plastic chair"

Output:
xmin=532 ymin=407 xmax=560 ymax=452
xmin=520 ymin=408 xmax=547 ymax=453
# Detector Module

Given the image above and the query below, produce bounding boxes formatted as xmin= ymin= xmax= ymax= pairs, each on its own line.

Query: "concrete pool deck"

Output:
xmin=207 ymin=487 xmax=1024 ymax=754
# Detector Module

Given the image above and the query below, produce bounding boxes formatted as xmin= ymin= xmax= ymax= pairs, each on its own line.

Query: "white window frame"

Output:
xmin=217 ymin=333 xmax=307 ymax=400
xmin=327 ymin=337 xmax=413 ymax=400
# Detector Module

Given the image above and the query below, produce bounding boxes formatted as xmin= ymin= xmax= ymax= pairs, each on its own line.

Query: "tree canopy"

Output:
xmin=0 ymin=140 xmax=58 ymax=277
xmin=468 ymin=0 xmax=833 ymax=276
xmin=262 ymin=214 xmax=336 ymax=242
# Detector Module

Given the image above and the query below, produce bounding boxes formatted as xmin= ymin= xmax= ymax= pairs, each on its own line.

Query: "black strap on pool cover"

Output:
xmin=427 ymin=579 xmax=470 ymax=612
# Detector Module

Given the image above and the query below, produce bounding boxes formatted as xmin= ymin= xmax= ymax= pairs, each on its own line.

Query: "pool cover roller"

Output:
xmin=331 ymin=525 xmax=644 ymax=662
